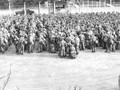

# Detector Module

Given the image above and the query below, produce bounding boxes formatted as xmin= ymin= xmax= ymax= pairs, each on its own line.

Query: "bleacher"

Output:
xmin=113 ymin=2 xmax=120 ymax=7
xmin=70 ymin=1 xmax=108 ymax=8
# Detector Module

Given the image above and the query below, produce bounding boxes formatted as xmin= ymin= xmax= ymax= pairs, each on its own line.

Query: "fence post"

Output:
xmin=53 ymin=0 xmax=56 ymax=14
xmin=110 ymin=0 xmax=112 ymax=5
xmin=24 ymin=1 xmax=27 ymax=16
xmin=69 ymin=2 xmax=71 ymax=13
xmin=88 ymin=0 xmax=89 ymax=7
xmin=38 ymin=1 xmax=41 ymax=14
xmin=82 ymin=1 xmax=83 ymax=8
xmin=99 ymin=0 xmax=101 ymax=7
xmin=104 ymin=1 xmax=105 ymax=7
xmin=92 ymin=0 xmax=93 ymax=7
xmin=48 ymin=0 xmax=50 ymax=14
xmin=8 ymin=0 xmax=12 ymax=16
xmin=79 ymin=1 xmax=80 ymax=13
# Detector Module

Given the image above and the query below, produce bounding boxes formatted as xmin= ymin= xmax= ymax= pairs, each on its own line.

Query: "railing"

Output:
xmin=71 ymin=1 xmax=107 ymax=8
xmin=0 ymin=1 xmax=119 ymax=10
xmin=0 ymin=3 xmax=47 ymax=10
xmin=0 ymin=6 xmax=9 ymax=9
xmin=113 ymin=2 xmax=120 ymax=7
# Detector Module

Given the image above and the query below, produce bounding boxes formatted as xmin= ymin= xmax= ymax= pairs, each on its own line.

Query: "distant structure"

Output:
xmin=2 ymin=0 xmax=120 ymax=15
xmin=47 ymin=0 xmax=120 ymax=14
xmin=48 ymin=0 xmax=67 ymax=14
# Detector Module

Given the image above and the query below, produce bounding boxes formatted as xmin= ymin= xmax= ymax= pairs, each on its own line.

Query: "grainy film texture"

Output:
xmin=0 ymin=0 xmax=120 ymax=90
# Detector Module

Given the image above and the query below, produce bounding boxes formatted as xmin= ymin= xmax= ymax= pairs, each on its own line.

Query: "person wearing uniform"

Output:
xmin=105 ymin=30 xmax=112 ymax=52
xmin=79 ymin=33 xmax=85 ymax=50
xmin=90 ymin=34 xmax=98 ymax=52
xmin=74 ymin=35 xmax=80 ymax=54
xmin=70 ymin=44 xmax=77 ymax=59
xmin=59 ymin=38 xmax=66 ymax=58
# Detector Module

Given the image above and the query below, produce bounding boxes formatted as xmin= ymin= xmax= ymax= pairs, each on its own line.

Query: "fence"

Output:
xmin=73 ymin=1 xmax=107 ymax=7
xmin=113 ymin=2 xmax=120 ymax=7
xmin=0 ymin=0 xmax=110 ymax=10
xmin=0 ymin=1 xmax=120 ymax=15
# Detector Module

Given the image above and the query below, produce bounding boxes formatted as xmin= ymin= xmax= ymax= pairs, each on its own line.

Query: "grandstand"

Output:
xmin=0 ymin=0 xmax=120 ymax=15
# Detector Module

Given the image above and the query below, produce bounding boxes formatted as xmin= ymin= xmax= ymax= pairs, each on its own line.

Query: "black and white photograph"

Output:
xmin=0 ymin=0 xmax=120 ymax=90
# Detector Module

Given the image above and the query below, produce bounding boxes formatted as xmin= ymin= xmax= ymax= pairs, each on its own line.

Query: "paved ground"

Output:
xmin=0 ymin=45 xmax=120 ymax=90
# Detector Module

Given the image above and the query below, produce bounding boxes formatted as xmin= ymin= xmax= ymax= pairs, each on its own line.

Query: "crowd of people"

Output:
xmin=0 ymin=12 xmax=120 ymax=58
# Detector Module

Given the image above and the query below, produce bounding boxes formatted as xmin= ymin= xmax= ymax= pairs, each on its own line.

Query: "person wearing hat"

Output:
xmin=74 ymin=35 xmax=80 ymax=54
xmin=79 ymin=32 xmax=85 ymax=51
xmin=58 ymin=37 xmax=66 ymax=58
xmin=69 ymin=44 xmax=77 ymax=59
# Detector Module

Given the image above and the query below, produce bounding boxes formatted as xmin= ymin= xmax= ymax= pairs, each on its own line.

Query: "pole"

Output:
xmin=97 ymin=0 xmax=98 ymax=7
xmin=38 ymin=1 xmax=41 ymax=14
xmin=99 ymin=0 xmax=101 ymax=7
xmin=53 ymin=0 xmax=56 ymax=14
xmin=83 ymin=0 xmax=84 ymax=7
xmin=103 ymin=0 xmax=104 ymax=7
xmin=70 ymin=2 xmax=71 ymax=14
xmin=82 ymin=0 xmax=83 ymax=7
xmin=79 ymin=1 xmax=80 ymax=13
xmin=92 ymin=0 xmax=93 ymax=7
xmin=88 ymin=0 xmax=89 ymax=7
xmin=110 ymin=0 xmax=112 ymax=5
xmin=69 ymin=2 xmax=70 ymax=13
xmin=24 ymin=1 xmax=27 ymax=16
xmin=48 ymin=0 xmax=50 ymax=14
xmin=105 ymin=0 xmax=106 ymax=7
xmin=8 ymin=1 xmax=11 ymax=16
